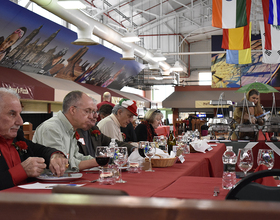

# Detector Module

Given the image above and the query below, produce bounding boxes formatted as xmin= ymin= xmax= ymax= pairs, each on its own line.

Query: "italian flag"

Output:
xmin=212 ymin=0 xmax=251 ymax=29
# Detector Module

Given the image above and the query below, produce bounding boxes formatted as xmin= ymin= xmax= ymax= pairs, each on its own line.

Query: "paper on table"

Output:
xmin=18 ymin=182 xmax=85 ymax=189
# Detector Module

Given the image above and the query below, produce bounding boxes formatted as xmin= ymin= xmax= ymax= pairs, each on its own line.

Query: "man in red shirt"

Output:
xmin=97 ymin=92 xmax=115 ymax=110
xmin=0 ymin=88 xmax=68 ymax=190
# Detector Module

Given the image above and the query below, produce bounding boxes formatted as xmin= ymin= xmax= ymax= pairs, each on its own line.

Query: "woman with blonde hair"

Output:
xmin=135 ymin=109 xmax=163 ymax=142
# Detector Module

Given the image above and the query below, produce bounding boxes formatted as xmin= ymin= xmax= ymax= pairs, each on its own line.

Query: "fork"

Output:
xmin=213 ymin=186 xmax=220 ymax=196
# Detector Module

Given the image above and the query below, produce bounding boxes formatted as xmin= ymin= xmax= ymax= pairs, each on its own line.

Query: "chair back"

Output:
xmin=226 ymin=169 xmax=280 ymax=202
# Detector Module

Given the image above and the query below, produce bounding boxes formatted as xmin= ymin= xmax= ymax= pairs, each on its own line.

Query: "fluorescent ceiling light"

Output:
xmin=171 ymin=61 xmax=183 ymax=72
xmin=121 ymin=31 xmax=140 ymax=42
xmin=58 ymin=0 xmax=86 ymax=9
xmin=152 ymin=50 xmax=166 ymax=62
xmin=154 ymin=76 xmax=163 ymax=80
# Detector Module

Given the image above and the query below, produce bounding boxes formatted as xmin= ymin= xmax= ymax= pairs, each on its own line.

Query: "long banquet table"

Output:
xmin=2 ymin=143 xmax=226 ymax=197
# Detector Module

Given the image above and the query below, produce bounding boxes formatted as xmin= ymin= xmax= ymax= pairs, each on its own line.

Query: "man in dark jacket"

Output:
xmin=0 ymin=88 xmax=67 ymax=190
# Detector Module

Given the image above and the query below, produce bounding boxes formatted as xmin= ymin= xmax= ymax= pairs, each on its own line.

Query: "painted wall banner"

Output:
xmin=0 ymin=0 xmax=144 ymax=90
xmin=1 ymin=82 xmax=34 ymax=99
xmin=195 ymin=100 xmax=230 ymax=108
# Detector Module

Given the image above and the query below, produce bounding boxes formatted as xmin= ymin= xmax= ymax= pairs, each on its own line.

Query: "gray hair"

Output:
xmin=112 ymin=104 xmax=126 ymax=115
xmin=0 ymin=88 xmax=21 ymax=112
xmin=62 ymin=90 xmax=83 ymax=113
xmin=90 ymin=96 xmax=97 ymax=104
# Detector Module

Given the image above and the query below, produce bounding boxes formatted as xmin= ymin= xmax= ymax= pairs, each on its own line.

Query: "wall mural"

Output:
xmin=0 ymin=0 xmax=144 ymax=90
xmin=211 ymin=36 xmax=280 ymax=88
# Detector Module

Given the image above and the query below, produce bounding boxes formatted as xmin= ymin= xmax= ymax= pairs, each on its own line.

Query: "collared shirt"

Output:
xmin=97 ymin=113 xmax=123 ymax=141
xmin=33 ymin=111 xmax=93 ymax=171
xmin=0 ymin=136 xmax=27 ymax=186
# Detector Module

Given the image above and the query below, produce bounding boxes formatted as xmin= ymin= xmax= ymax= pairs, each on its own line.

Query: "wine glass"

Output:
xmin=95 ymin=146 xmax=110 ymax=167
xmin=257 ymin=149 xmax=274 ymax=170
xmin=138 ymin=141 xmax=149 ymax=158
xmin=113 ymin=147 xmax=128 ymax=183
xmin=144 ymin=142 xmax=156 ymax=172
xmin=237 ymin=149 xmax=253 ymax=177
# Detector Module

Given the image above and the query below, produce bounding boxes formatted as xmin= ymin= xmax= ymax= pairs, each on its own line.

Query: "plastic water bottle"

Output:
xmin=222 ymin=146 xmax=237 ymax=189
xmin=108 ymin=139 xmax=118 ymax=164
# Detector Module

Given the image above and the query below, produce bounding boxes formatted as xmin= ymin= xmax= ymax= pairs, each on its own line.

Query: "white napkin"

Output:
xmin=128 ymin=148 xmax=173 ymax=162
xmin=190 ymin=139 xmax=211 ymax=153
xmin=18 ymin=182 xmax=85 ymax=189
xmin=153 ymin=148 xmax=172 ymax=158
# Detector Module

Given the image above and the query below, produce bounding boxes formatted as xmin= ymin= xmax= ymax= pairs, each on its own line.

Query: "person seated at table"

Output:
xmin=135 ymin=109 xmax=163 ymax=142
xmin=232 ymin=89 xmax=264 ymax=140
xmin=76 ymin=99 xmax=136 ymax=157
xmin=99 ymin=104 xmax=113 ymax=121
xmin=33 ymin=91 xmax=99 ymax=171
xmin=0 ymin=88 xmax=68 ymax=190
xmin=97 ymin=99 xmax=138 ymax=141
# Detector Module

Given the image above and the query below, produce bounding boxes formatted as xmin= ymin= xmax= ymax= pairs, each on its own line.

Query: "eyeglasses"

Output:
xmin=73 ymin=106 xmax=99 ymax=115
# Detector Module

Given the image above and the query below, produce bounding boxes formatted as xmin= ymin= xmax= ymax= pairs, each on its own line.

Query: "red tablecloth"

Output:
xmin=1 ymin=144 xmax=226 ymax=197
xmin=153 ymin=176 xmax=230 ymax=200
xmin=155 ymin=126 xmax=170 ymax=136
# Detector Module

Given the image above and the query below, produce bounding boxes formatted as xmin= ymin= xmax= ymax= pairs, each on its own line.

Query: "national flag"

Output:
xmin=268 ymin=0 xmax=280 ymax=26
xmin=262 ymin=0 xmax=280 ymax=50
xmin=226 ymin=48 xmax=252 ymax=64
xmin=222 ymin=22 xmax=251 ymax=50
xmin=212 ymin=0 xmax=251 ymax=29
xmin=260 ymin=21 xmax=280 ymax=64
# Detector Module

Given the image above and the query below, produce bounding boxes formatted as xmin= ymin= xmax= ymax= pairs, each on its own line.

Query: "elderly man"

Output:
xmin=97 ymin=99 xmax=137 ymax=141
xmin=0 ymin=88 xmax=68 ymax=190
xmin=76 ymin=98 xmax=135 ymax=157
xmin=33 ymin=91 xmax=99 ymax=171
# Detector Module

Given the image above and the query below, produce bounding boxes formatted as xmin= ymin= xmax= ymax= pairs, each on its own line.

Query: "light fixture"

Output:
xmin=121 ymin=31 xmax=140 ymax=42
xmin=152 ymin=50 xmax=166 ymax=62
xmin=120 ymin=49 xmax=135 ymax=60
xmin=154 ymin=76 xmax=163 ymax=80
xmin=57 ymin=0 xmax=86 ymax=9
xmin=71 ymin=38 xmax=99 ymax=46
xmin=171 ymin=61 xmax=183 ymax=72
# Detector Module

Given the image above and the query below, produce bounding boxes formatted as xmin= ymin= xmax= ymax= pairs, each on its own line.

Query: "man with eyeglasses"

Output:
xmin=33 ymin=91 xmax=100 ymax=171
xmin=76 ymin=98 xmax=136 ymax=157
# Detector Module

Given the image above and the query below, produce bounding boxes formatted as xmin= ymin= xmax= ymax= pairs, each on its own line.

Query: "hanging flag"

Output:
xmin=268 ymin=0 xmax=280 ymax=26
xmin=212 ymin=0 xmax=251 ymax=29
xmin=222 ymin=22 xmax=251 ymax=50
xmin=260 ymin=21 xmax=280 ymax=64
xmin=262 ymin=0 xmax=280 ymax=50
xmin=226 ymin=48 xmax=252 ymax=64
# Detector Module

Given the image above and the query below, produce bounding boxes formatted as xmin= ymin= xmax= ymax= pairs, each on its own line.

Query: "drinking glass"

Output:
xmin=257 ymin=149 xmax=274 ymax=170
xmin=153 ymin=136 xmax=167 ymax=152
xmin=95 ymin=146 xmax=110 ymax=167
xmin=138 ymin=141 xmax=149 ymax=158
xmin=237 ymin=149 xmax=253 ymax=177
xmin=144 ymin=142 xmax=156 ymax=172
xmin=113 ymin=147 xmax=128 ymax=183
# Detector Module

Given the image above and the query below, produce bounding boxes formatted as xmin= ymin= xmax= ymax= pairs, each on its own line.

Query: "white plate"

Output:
xmin=83 ymin=167 xmax=100 ymax=171
xmin=37 ymin=173 xmax=83 ymax=181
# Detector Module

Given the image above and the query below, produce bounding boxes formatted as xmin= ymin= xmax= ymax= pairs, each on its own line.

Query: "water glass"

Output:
xmin=237 ymin=149 xmax=253 ymax=176
xmin=99 ymin=167 xmax=116 ymax=185
xmin=113 ymin=147 xmax=128 ymax=183
xmin=257 ymin=149 xmax=274 ymax=170
xmin=144 ymin=142 xmax=156 ymax=172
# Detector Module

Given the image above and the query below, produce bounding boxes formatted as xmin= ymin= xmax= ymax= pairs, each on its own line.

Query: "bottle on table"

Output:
xmin=222 ymin=146 xmax=237 ymax=190
xmin=108 ymin=138 xmax=118 ymax=164
xmin=167 ymin=126 xmax=176 ymax=154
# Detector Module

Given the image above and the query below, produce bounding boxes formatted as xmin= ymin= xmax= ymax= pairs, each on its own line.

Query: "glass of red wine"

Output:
xmin=138 ymin=141 xmax=149 ymax=158
xmin=95 ymin=146 xmax=110 ymax=182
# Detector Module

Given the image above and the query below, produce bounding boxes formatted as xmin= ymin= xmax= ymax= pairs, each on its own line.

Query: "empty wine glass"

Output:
xmin=237 ymin=148 xmax=253 ymax=177
xmin=113 ymin=147 xmax=128 ymax=183
xmin=144 ymin=142 xmax=156 ymax=172
xmin=257 ymin=149 xmax=274 ymax=170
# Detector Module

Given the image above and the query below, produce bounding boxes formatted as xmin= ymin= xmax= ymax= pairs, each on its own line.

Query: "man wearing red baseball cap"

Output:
xmin=97 ymin=99 xmax=138 ymax=141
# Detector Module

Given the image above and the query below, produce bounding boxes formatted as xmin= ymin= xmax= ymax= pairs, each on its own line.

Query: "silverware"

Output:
xmin=70 ymin=179 xmax=99 ymax=184
xmin=213 ymin=186 xmax=220 ymax=197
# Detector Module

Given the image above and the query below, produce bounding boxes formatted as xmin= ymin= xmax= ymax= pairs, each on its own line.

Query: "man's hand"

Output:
xmin=49 ymin=153 xmax=68 ymax=177
xmin=21 ymin=157 xmax=46 ymax=177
